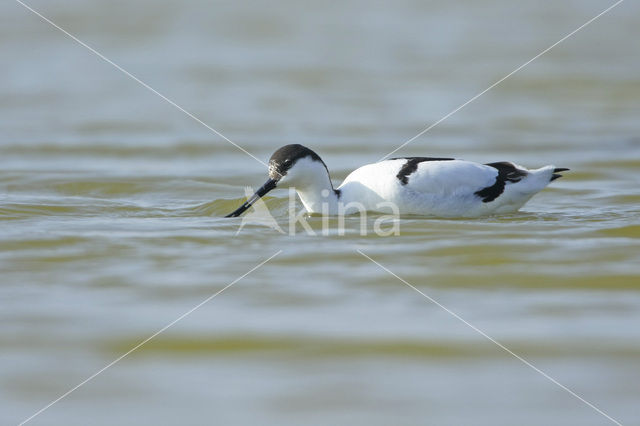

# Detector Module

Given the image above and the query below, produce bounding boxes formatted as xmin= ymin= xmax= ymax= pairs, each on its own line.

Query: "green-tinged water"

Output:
xmin=1 ymin=1 xmax=639 ymax=425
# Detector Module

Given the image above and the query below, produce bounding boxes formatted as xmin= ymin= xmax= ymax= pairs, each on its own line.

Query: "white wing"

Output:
xmin=400 ymin=159 xmax=498 ymax=196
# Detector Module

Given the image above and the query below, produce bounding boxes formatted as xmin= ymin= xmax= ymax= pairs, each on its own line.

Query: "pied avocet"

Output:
xmin=226 ymin=144 xmax=568 ymax=218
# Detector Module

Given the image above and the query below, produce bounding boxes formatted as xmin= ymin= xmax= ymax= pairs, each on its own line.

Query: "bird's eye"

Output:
xmin=283 ymin=159 xmax=292 ymax=166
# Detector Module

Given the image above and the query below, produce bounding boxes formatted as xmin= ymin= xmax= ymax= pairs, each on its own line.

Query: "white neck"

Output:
xmin=286 ymin=157 xmax=340 ymax=214
xmin=297 ymin=184 xmax=341 ymax=214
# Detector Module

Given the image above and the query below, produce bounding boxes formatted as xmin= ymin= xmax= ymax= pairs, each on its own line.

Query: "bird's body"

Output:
xmin=226 ymin=144 xmax=568 ymax=218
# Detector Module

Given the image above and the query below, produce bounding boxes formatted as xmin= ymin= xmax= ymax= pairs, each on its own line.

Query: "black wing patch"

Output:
xmin=392 ymin=157 xmax=454 ymax=185
xmin=475 ymin=162 xmax=528 ymax=203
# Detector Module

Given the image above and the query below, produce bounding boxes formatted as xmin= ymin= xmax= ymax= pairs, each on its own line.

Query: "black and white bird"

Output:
xmin=226 ymin=144 xmax=568 ymax=218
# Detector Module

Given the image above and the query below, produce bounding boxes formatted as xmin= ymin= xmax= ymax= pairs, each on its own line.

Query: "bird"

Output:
xmin=225 ymin=144 xmax=568 ymax=218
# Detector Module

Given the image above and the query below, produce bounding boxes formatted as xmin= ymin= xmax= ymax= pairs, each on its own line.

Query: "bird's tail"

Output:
xmin=551 ymin=167 xmax=570 ymax=181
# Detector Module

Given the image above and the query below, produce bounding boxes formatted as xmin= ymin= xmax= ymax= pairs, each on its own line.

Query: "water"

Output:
xmin=1 ymin=0 xmax=639 ymax=425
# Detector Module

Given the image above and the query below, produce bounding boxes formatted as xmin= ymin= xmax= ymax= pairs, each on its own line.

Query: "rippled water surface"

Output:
xmin=1 ymin=1 xmax=639 ymax=425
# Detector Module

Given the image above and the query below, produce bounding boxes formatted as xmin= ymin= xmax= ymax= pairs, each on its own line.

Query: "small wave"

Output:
xmin=105 ymin=335 xmax=640 ymax=359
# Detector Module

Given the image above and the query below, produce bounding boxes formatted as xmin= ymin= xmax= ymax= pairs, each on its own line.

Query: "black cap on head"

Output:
xmin=268 ymin=144 xmax=324 ymax=180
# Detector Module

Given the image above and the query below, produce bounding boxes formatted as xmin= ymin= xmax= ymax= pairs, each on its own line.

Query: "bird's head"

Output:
xmin=225 ymin=144 xmax=328 ymax=217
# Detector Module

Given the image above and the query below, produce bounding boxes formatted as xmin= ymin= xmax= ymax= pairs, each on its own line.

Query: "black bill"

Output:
xmin=225 ymin=178 xmax=278 ymax=217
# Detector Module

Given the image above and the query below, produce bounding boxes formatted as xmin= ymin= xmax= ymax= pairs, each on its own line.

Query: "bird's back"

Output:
xmin=337 ymin=157 xmax=563 ymax=216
